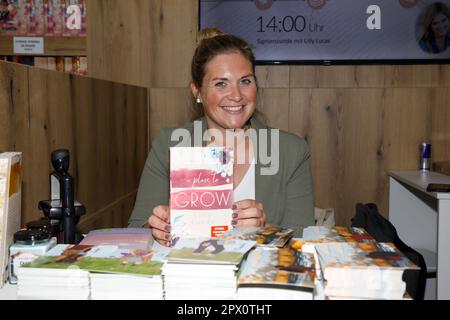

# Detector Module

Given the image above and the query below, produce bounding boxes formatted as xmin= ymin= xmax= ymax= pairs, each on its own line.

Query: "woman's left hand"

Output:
xmin=232 ymin=199 xmax=266 ymax=228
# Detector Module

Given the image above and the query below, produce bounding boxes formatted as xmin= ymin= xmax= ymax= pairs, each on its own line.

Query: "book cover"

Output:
xmin=218 ymin=225 xmax=296 ymax=248
xmin=315 ymin=241 xmax=419 ymax=271
xmin=15 ymin=0 xmax=27 ymax=35
xmin=51 ymin=0 xmax=64 ymax=35
xmin=166 ymin=237 xmax=255 ymax=265
xmin=34 ymin=0 xmax=45 ymax=35
xmin=21 ymin=244 xmax=164 ymax=276
xmin=0 ymin=0 xmax=19 ymax=35
xmin=238 ymin=246 xmax=316 ymax=292
xmin=302 ymin=226 xmax=376 ymax=243
xmin=0 ymin=152 xmax=22 ymax=287
xmin=79 ymin=228 xmax=153 ymax=250
xmin=170 ymin=147 xmax=234 ymax=244
xmin=315 ymin=242 xmax=419 ymax=299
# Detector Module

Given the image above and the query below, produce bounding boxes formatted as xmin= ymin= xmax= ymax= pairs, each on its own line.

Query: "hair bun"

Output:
xmin=196 ymin=27 xmax=226 ymax=46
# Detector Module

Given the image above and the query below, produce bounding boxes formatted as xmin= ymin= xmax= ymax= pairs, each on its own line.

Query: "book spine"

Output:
xmin=63 ymin=56 xmax=72 ymax=73
xmin=47 ymin=56 xmax=56 ymax=70
xmin=43 ymin=0 xmax=54 ymax=36
xmin=34 ymin=0 xmax=45 ymax=35
xmin=51 ymin=0 xmax=64 ymax=36
xmin=16 ymin=0 xmax=28 ymax=35
xmin=34 ymin=57 xmax=48 ymax=69
xmin=78 ymin=56 xmax=87 ymax=75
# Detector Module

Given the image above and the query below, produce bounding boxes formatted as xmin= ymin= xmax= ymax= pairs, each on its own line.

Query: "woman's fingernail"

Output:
xmin=164 ymin=225 xmax=171 ymax=232
xmin=232 ymin=213 xmax=238 ymax=219
xmin=165 ymin=234 xmax=172 ymax=240
xmin=232 ymin=219 xmax=237 ymax=226
xmin=232 ymin=205 xmax=237 ymax=210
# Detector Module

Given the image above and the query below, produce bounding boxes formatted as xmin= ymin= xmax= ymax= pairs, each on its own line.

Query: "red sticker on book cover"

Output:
xmin=211 ymin=226 xmax=229 ymax=238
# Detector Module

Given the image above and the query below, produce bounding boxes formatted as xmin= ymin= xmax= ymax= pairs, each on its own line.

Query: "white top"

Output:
xmin=389 ymin=170 xmax=450 ymax=200
xmin=233 ymin=163 xmax=255 ymax=202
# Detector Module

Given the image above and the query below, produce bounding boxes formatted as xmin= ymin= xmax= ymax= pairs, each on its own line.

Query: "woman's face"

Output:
xmin=431 ymin=12 xmax=450 ymax=38
xmin=192 ymin=52 xmax=257 ymax=131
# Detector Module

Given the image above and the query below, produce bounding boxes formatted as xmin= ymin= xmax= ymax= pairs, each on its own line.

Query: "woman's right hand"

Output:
xmin=148 ymin=205 xmax=171 ymax=247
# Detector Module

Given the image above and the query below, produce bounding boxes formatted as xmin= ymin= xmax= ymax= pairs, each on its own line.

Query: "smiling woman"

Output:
xmin=418 ymin=2 xmax=450 ymax=54
xmin=191 ymin=51 xmax=257 ymax=131
xmin=128 ymin=28 xmax=315 ymax=247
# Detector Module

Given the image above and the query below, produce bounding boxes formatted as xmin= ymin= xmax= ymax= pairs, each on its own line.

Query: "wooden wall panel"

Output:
xmin=431 ymin=88 xmax=450 ymax=162
xmin=257 ymin=89 xmax=290 ymax=132
xmin=87 ymin=0 xmax=152 ymax=86
xmin=148 ymin=0 xmax=198 ymax=87
xmin=87 ymin=0 xmax=197 ymax=88
xmin=148 ymin=88 xmax=195 ymax=142
xmin=256 ymin=66 xmax=290 ymax=88
xmin=0 ymin=61 xmax=148 ymax=232
xmin=0 ymin=63 xmax=29 ymax=152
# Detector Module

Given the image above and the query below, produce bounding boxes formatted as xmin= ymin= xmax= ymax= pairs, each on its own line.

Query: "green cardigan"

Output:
xmin=128 ymin=117 xmax=315 ymax=235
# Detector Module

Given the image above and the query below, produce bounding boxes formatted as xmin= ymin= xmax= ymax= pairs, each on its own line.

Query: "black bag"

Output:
xmin=351 ymin=203 xmax=427 ymax=300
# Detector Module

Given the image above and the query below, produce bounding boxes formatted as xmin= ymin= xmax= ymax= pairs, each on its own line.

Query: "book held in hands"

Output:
xmin=170 ymin=147 xmax=234 ymax=244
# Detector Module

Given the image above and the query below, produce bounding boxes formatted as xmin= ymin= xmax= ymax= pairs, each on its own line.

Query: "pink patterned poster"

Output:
xmin=170 ymin=147 xmax=234 ymax=245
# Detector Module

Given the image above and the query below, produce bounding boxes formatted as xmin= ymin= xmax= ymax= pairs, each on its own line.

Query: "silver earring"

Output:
xmin=196 ymin=97 xmax=202 ymax=104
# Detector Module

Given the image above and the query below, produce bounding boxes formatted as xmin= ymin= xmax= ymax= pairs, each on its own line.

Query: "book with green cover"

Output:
xmin=21 ymin=244 xmax=163 ymax=276
xmin=166 ymin=237 xmax=256 ymax=265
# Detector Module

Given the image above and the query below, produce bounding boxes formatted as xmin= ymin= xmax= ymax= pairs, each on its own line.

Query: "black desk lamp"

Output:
xmin=38 ymin=149 xmax=86 ymax=244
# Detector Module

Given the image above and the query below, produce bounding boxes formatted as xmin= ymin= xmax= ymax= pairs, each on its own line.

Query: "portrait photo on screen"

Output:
xmin=416 ymin=2 xmax=450 ymax=54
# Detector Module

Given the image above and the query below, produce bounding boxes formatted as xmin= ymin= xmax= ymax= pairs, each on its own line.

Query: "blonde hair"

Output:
xmin=419 ymin=2 xmax=450 ymax=45
xmin=191 ymin=28 xmax=256 ymax=88
xmin=196 ymin=27 xmax=226 ymax=46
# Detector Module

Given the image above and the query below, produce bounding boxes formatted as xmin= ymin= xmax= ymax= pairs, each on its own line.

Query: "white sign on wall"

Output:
xmin=13 ymin=37 xmax=45 ymax=55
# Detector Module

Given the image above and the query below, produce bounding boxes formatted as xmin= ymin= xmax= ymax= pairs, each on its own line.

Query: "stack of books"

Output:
xmin=315 ymin=241 xmax=418 ymax=300
xmin=162 ymin=237 xmax=255 ymax=300
xmin=80 ymin=228 xmax=166 ymax=300
xmin=89 ymin=273 xmax=163 ymax=300
xmin=17 ymin=228 xmax=168 ymax=300
xmin=302 ymin=226 xmax=418 ymax=300
xmin=17 ymin=245 xmax=90 ymax=300
xmin=237 ymin=243 xmax=316 ymax=300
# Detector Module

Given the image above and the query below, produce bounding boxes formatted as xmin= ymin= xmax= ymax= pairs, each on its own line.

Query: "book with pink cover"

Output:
xmin=170 ymin=147 xmax=233 ymax=245
xmin=79 ymin=228 xmax=152 ymax=250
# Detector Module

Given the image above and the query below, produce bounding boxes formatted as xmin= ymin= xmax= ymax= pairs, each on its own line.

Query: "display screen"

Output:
xmin=199 ymin=0 xmax=450 ymax=64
